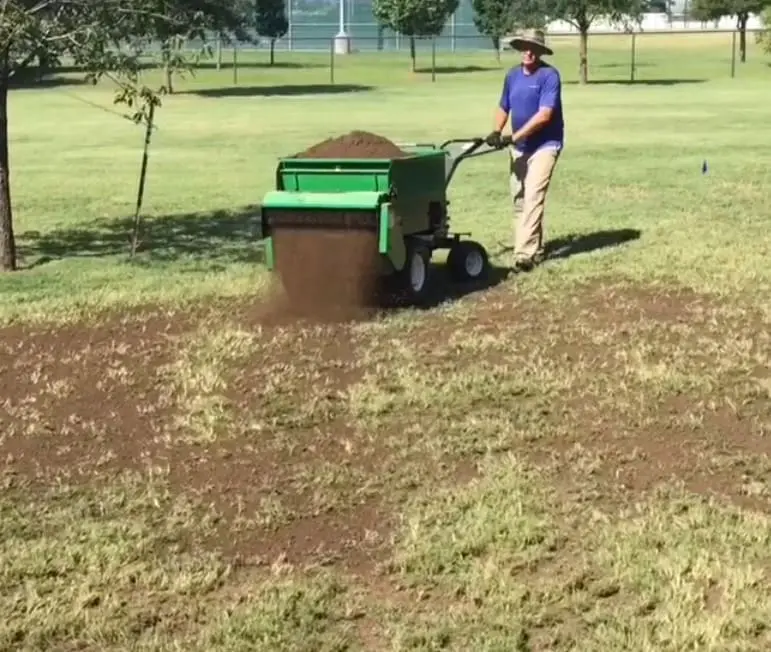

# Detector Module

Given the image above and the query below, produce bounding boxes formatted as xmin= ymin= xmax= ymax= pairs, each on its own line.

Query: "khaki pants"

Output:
xmin=509 ymin=146 xmax=561 ymax=261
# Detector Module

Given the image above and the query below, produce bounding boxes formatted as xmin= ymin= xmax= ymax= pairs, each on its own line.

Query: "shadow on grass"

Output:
xmin=545 ymin=228 xmax=642 ymax=260
xmin=189 ymin=83 xmax=374 ymax=98
xmin=9 ymin=75 xmax=89 ymax=90
xmin=195 ymin=61 xmax=323 ymax=70
xmin=17 ymin=206 xmax=263 ymax=269
xmin=492 ymin=228 xmax=641 ymax=262
xmin=414 ymin=65 xmax=501 ymax=74
xmin=383 ymin=263 xmax=514 ymax=312
xmin=56 ymin=61 xmax=321 ymax=75
xmin=565 ymin=78 xmax=706 ymax=86
xmin=595 ymin=62 xmax=655 ymax=69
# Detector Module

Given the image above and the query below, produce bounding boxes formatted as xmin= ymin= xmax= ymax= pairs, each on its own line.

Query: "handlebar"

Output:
xmin=440 ymin=135 xmax=513 ymax=187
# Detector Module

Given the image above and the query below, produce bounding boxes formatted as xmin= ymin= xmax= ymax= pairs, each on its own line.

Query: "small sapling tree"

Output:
xmin=373 ymin=0 xmax=460 ymax=71
xmin=0 ymin=0 xmax=251 ymax=271
xmin=142 ymin=0 xmax=256 ymax=94
xmin=255 ymin=0 xmax=289 ymax=65
xmin=541 ymin=0 xmax=645 ymax=83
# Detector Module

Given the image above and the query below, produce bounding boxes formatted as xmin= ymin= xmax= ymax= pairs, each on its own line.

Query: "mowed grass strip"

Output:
xmin=2 ymin=41 xmax=770 ymax=324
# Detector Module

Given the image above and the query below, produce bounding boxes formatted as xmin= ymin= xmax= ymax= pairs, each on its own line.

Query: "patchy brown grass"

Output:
xmin=1 ymin=276 xmax=770 ymax=650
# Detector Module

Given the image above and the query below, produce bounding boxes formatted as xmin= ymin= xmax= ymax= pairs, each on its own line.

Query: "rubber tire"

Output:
xmin=447 ymin=240 xmax=490 ymax=283
xmin=398 ymin=240 xmax=432 ymax=304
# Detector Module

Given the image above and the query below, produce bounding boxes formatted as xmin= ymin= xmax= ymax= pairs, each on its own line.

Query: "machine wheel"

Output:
xmin=447 ymin=240 xmax=489 ymax=283
xmin=397 ymin=239 xmax=432 ymax=303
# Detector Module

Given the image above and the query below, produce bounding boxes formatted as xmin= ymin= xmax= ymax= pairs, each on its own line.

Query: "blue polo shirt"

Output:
xmin=499 ymin=63 xmax=564 ymax=154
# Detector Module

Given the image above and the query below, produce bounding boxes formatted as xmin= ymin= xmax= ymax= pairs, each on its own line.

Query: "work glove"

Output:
xmin=485 ymin=130 xmax=502 ymax=147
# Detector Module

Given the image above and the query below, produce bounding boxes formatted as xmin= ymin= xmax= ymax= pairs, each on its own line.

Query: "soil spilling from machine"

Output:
xmin=269 ymin=227 xmax=383 ymax=322
xmin=261 ymin=130 xmax=511 ymax=323
xmin=270 ymin=131 xmax=402 ymax=322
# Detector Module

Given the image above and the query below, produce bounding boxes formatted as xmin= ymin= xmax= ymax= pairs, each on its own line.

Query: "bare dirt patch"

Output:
xmin=0 ymin=305 xmax=396 ymax=571
xmin=1 ymin=275 xmax=768 ymax=583
xmin=431 ymin=278 xmax=771 ymax=510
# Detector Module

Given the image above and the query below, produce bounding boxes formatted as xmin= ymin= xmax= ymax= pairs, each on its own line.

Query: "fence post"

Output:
xmin=330 ymin=39 xmax=335 ymax=84
xmin=431 ymin=37 xmax=436 ymax=82
xmin=630 ymin=32 xmax=637 ymax=83
xmin=730 ymin=31 xmax=737 ymax=78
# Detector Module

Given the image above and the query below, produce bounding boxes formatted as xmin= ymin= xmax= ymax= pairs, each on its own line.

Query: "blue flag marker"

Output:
xmin=702 ymin=159 xmax=708 ymax=174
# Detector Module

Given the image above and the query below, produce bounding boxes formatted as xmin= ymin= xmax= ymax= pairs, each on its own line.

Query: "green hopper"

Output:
xmin=259 ymin=137 xmax=512 ymax=304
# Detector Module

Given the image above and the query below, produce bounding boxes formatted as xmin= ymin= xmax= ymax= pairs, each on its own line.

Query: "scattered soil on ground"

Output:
xmin=1 ymin=277 xmax=769 ymax=571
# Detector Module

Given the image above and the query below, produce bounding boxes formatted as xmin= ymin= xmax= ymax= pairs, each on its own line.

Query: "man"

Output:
xmin=486 ymin=28 xmax=564 ymax=272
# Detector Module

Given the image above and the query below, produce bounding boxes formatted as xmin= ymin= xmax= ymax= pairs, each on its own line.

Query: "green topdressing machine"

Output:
xmin=259 ymin=136 xmax=513 ymax=303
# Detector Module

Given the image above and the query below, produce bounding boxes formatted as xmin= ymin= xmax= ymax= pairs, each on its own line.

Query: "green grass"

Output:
xmin=1 ymin=35 xmax=770 ymax=651
xmin=3 ymin=34 xmax=770 ymax=323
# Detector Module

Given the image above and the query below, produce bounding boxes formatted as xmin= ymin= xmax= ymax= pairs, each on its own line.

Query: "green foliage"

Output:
xmin=690 ymin=0 xmax=765 ymax=22
xmin=540 ymin=0 xmax=645 ymax=32
xmin=0 ymin=0 xmax=253 ymax=120
xmin=645 ymin=0 xmax=672 ymax=11
xmin=691 ymin=0 xmax=762 ymax=63
xmin=254 ymin=0 xmax=289 ymax=39
xmin=539 ymin=0 xmax=644 ymax=82
xmin=0 ymin=0 xmax=256 ymax=271
xmin=372 ymin=0 xmax=460 ymax=36
xmin=471 ymin=0 xmax=545 ymax=44
xmin=757 ymin=7 xmax=771 ymax=53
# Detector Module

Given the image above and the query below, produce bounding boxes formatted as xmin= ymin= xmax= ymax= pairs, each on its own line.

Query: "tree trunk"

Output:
xmin=161 ymin=41 xmax=174 ymax=94
xmin=579 ymin=30 xmax=589 ymax=84
xmin=493 ymin=36 xmax=500 ymax=62
xmin=164 ymin=63 xmax=174 ymax=94
xmin=410 ymin=36 xmax=416 ymax=72
xmin=270 ymin=39 xmax=275 ymax=65
xmin=738 ymin=14 xmax=747 ymax=63
xmin=0 ymin=72 xmax=16 ymax=271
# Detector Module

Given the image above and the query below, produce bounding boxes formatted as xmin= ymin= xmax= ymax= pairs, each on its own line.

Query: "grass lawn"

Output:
xmin=1 ymin=35 xmax=770 ymax=650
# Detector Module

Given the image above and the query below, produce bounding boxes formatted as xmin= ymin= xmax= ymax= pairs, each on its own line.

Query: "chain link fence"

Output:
xmin=202 ymin=29 xmax=766 ymax=85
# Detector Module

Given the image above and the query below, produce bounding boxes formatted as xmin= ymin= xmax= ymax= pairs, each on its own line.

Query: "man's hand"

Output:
xmin=485 ymin=130 xmax=502 ymax=147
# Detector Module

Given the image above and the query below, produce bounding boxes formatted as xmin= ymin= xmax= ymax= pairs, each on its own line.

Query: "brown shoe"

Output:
xmin=514 ymin=256 xmax=537 ymax=272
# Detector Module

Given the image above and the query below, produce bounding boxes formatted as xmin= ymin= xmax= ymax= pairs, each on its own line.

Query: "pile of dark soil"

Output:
xmin=267 ymin=130 xmax=408 ymax=323
xmin=293 ymin=130 xmax=408 ymax=159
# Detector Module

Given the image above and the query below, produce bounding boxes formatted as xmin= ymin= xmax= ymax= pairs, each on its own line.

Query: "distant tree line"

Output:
xmin=370 ymin=0 xmax=768 ymax=83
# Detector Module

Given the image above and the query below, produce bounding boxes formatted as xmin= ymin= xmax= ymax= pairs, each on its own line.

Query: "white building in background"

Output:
xmin=546 ymin=10 xmax=765 ymax=34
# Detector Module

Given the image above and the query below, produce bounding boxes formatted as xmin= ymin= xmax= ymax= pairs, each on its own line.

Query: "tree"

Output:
xmin=471 ymin=0 xmax=546 ymax=60
xmin=756 ymin=6 xmax=771 ymax=54
xmin=134 ymin=0 xmax=255 ymax=95
xmin=254 ymin=0 xmax=289 ymax=65
xmin=691 ymin=0 xmax=763 ymax=62
xmin=540 ymin=0 xmax=645 ymax=84
xmin=372 ymin=0 xmax=460 ymax=71
xmin=0 ymin=0 xmax=249 ymax=272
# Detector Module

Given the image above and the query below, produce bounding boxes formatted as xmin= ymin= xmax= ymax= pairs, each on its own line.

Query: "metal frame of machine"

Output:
xmin=259 ymin=136 xmax=512 ymax=304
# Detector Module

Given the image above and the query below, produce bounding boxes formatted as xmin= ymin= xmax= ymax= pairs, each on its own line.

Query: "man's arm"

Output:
xmin=493 ymin=75 xmax=511 ymax=133
xmin=511 ymin=70 xmax=560 ymax=143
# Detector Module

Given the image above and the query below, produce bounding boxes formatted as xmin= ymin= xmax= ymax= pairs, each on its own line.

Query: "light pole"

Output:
xmin=334 ymin=0 xmax=351 ymax=54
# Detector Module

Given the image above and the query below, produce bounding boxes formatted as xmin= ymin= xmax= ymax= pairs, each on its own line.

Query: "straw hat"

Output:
xmin=502 ymin=28 xmax=554 ymax=56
